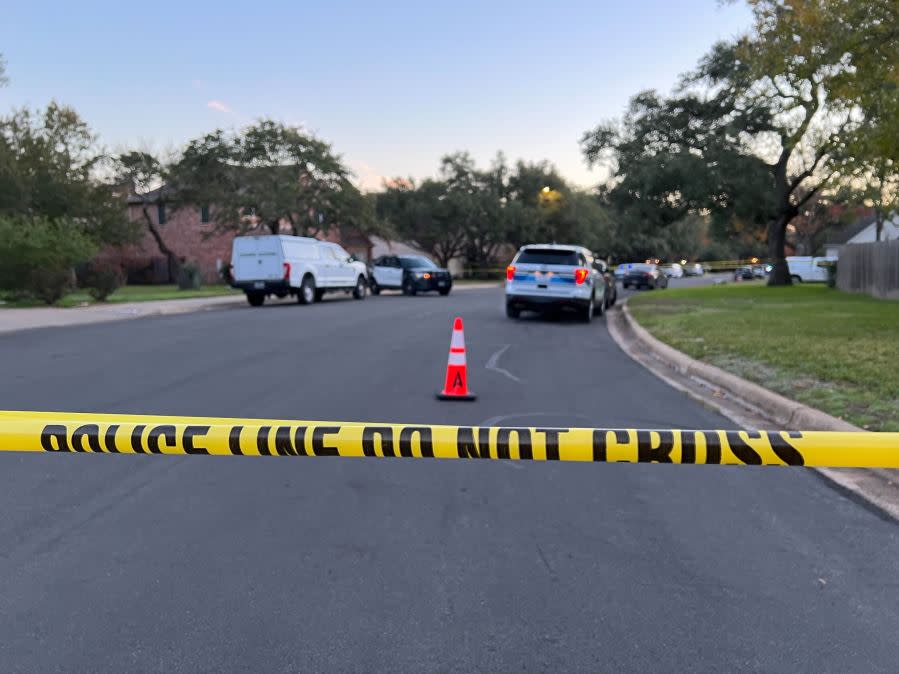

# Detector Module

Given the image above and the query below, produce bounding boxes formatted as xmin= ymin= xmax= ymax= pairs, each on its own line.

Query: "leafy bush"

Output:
xmin=82 ymin=261 xmax=125 ymax=301
xmin=0 ymin=216 xmax=97 ymax=304
xmin=177 ymin=261 xmax=202 ymax=289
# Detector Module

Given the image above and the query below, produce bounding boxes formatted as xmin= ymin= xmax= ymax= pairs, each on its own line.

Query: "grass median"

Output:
xmin=1 ymin=284 xmax=241 ymax=308
xmin=628 ymin=283 xmax=899 ymax=432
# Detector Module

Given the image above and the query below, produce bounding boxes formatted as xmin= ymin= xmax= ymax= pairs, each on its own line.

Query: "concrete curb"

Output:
xmin=620 ymin=301 xmax=861 ymax=432
xmin=609 ymin=300 xmax=899 ymax=521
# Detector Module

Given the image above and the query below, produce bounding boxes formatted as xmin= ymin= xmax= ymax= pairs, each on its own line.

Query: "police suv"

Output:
xmin=505 ymin=244 xmax=608 ymax=322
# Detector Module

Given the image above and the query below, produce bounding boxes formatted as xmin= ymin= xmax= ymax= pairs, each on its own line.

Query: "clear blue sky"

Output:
xmin=1 ymin=0 xmax=751 ymax=190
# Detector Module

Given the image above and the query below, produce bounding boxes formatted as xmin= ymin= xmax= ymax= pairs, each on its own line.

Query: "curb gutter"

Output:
xmin=608 ymin=300 xmax=899 ymax=521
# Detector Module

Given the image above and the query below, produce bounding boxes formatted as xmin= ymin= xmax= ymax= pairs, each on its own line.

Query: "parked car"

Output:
xmin=368 ymin=255 xmax=452 ymax=296
xmin=592 ymin=258 xmax=617 ymax=308
xmin=786 ymin=256 xmax=836 ymax=283
xmin=614 ymin=263 xmax=640 ymax=281
xmin=684 ymin=263 xmax=705 ymax=276
xmin=662 ymin=263 xmax=684 ymax=278
xmin=733 ymin=266 xmax=755 ymax=281
xmin=752 ymin=265 xmax=767 ymax=278
xmin=505 ymin=244 xmax=608 ymax=322
xmin=622 ymin=263 xmax=668 ymax=290
xmin=230 ymin=235 xmax=368 ymax=306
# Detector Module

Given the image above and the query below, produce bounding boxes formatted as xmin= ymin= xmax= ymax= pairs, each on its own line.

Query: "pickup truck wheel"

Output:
xmin=353 ymin=276 xmax=367 ymax=300
xmin=298 ymin=276 xmax=316 ymax=305
xmin=247 ymin=292 xmax=265 ymax=307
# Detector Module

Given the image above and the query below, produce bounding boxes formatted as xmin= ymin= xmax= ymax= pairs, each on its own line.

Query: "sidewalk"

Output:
xmin=0 ymin=295 xmax=245 ymax=335
xmin=0 ymin=282 xmax=500 ymax=335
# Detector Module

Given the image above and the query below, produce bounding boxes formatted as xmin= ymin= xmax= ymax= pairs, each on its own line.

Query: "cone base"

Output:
xmin=436 ymin=391 xmax=477 ymax=401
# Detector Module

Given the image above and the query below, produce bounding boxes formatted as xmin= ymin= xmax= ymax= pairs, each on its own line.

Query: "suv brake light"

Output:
xmin=574 ymin=268 xmax=588 ymax=284
xmin=283 ymin=262 xmax=291 ymax=279
xmin=506 ymin=265 xmax=516 ymax=281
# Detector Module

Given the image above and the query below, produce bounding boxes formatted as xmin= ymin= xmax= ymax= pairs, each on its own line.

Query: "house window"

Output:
xmin=200 ymin=205 xmax=210 ymax=224
xmin=157 ymin=203 xmax=167 ymax=225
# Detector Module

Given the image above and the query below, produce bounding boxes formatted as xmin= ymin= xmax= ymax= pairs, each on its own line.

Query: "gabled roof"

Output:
xmin=126 ymin=186 xmax=175 ymax=205
xmin=825 ymin=214 xmax=878 ymax=245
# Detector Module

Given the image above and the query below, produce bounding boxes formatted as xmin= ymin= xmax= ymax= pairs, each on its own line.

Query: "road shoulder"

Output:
xmin=607 ymin=301 xmax=899 ymax=521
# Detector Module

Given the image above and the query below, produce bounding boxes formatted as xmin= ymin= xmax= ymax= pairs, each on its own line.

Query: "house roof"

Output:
xmin=825 ymin=214 xmax=877 ymax=245
xmin=126 ymin=185 xmax=175 ymax=205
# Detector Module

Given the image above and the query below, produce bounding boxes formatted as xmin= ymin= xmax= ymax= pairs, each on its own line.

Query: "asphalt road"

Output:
xmin=1 ymin=280 xmax=897 ymax=672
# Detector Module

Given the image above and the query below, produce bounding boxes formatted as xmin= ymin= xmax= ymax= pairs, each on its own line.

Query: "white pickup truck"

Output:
xmin=230 ymin=235 xmax=368 ymax=306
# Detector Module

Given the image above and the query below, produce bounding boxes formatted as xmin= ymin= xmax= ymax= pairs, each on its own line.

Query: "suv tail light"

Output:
xmin=574 ymin=268 xmax=588 ymax=285
xmin=506 ymin=265 xmax=516 ymax=281
xmin=283 ymin=262 xmax=291 ymax=279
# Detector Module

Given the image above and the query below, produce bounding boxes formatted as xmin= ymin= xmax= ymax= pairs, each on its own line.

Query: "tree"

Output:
xmin=169 ymin=120 xmax=362 ymax=238
xmin=376 ymin=178 xmax=468 ymax=268
xmin=115 ymin=151 xmax=183 ymax=282
xmin=0 ymin=102 xmax=136 ymax=246
xmin=584 ymin=0 xmax=899 ymax=284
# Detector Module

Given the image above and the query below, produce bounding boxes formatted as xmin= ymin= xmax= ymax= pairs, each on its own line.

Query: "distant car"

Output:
xmin=614 ymin=263 xmax=638 ymax=281
xmin=368 ymin=255 xmax=452 ymax=296
xmin=684 ymin=263 xmax=705 ymax=276
xmin=662 ymin=263 xmax=684 ymax=278
xmin=622 ymin=264 xmax=668 ymax=290
xmin=592 ymin=258 xmax=617 ymax=308
xmin=751 ymin=265 xmax=767 ymax=278
xmin=733 ymin=266 xmax=755 ymax=281
xmin=230 ymin=235 xmax=368 ymax=306
xmin=505 ymin=244 xmax=608 ymax=322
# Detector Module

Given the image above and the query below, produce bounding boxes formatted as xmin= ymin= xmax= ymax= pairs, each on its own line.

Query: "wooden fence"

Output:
xmin=836 ymin=240 xmax=899 ymax=300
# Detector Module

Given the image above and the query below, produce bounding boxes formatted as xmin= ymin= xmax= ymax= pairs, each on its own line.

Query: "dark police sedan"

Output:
xmin=621 ymin=263 xmax=669 ymax=290
xmin=368 ymin=255 xmax=453 ymax=296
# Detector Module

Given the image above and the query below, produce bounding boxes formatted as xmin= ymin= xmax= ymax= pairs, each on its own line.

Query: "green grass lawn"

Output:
xmin=0 ymin=284 xmax=240 ymax=308
xmin=628 ymin=283 xmax=899 ymax=432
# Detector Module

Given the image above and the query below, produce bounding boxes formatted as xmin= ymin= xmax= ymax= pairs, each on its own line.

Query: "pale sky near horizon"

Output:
xmin=1 ymin=1 xmax=752 ymax=191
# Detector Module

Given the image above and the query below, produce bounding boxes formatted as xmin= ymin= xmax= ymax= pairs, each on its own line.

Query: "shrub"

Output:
xmin=177 ymin=261 xmax=202 ymax=289
xmin=82 ymin=262 xmax=125 ymax=301
xmin=0 ymin=216 xmax=97 ymax=304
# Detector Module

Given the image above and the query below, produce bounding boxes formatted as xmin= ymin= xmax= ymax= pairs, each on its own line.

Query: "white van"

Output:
xmin=786 ymin=256 xmax=836 ymax=283
xmin=230 ymin=235 xmax=368 ymax=306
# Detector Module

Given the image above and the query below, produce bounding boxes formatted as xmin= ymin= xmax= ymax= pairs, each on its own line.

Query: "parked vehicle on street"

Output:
xmin=505 ymin=244 xmax=608 ymax=322
xmin=592 ymin=258 xmax=617 ymax=308
xmin=662 ymin=263 xmax=684 ymax=278
xmin=614 ymin=263 xmax=641 ymax=281
xmin=752 ymin=265 xmax=767 ymax=278
xmin=368 ymin=255 xmax=452 ymax=295
xmin=622 ymin=263 xmax=668 ymax=290
xmin=684 ymin=263 xmax=705 ymax=276
xmin=786 ymin=256 xmax=837 ymax=283
xmin=733 ymin=266 xmax=755 ymax=281
xmin=230 ymin=235 xmax=368 ymax=306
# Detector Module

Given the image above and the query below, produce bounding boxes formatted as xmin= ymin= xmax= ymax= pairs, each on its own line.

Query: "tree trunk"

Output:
xmin=766 ymin=214 xmax=792 ymax=286
xmin=142 ymin=206 xmax=180 ymax=283
xmin=875 ymin=211 xmax=884 ymax=242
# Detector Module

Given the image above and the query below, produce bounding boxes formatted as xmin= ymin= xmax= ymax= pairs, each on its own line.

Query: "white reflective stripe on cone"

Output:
xmin=450 ymin=329 xmax=466 ymax=351
xmin=447 ymin=352 xmax=467 ymax=366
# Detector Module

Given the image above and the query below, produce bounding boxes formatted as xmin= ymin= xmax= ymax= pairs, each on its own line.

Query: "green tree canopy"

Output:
xmin=169 ymin=120 xmax=366 ymax=238
xmin=0 ymin=102 xmax=135 ymax=245
xmin=583 ymin=0 xmax=899 ymax=283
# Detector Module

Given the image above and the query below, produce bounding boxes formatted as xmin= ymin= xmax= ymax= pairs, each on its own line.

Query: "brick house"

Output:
xmin=107 ymin=188 xmax=373 ymax=284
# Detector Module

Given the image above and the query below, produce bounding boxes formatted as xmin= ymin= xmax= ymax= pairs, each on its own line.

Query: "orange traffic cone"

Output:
xmin=437 ymin=316 xmax=477 ymax=401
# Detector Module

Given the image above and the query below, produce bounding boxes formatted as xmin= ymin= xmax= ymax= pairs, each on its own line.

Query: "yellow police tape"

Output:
xmin=1 ymin=411 xmax=898 ymax=467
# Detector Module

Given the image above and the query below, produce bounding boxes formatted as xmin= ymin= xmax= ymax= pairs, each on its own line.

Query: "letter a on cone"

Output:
xmin=437 ymin=316 xmax=476 ymax=401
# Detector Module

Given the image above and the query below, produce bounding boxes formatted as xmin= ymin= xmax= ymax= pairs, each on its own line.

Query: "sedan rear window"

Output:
xmin=516 ymin=249 xmax=579 ymax=266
